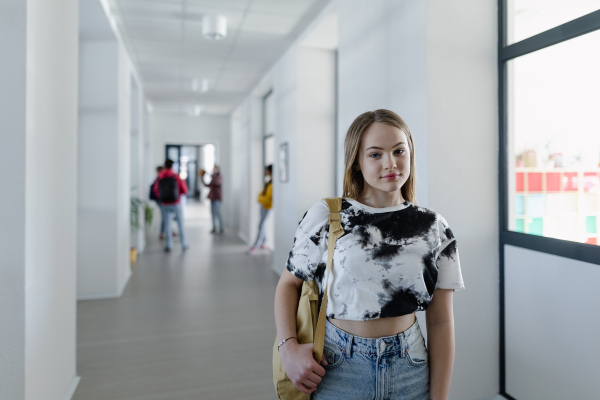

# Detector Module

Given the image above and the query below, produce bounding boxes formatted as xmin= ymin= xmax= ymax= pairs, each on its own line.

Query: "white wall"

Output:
xmin=337 ymin=1 xmax=499 ymax=399
xmin=0 ymin=0 xmax=81 ymax=399
xmin=297 ymin=47 xmax=336 ymax=218
xmin=116 ymin=44 xmax=132 ymax=292
xmin=424 ymin=2 xmax=499 ymax=398
xmin=130 ymin=80 xmax=146 ymax=253
xmin=230 ymin=20 xmax=338 ymax=273
xmin=338 ymin=0 xmax=429 ymax=204
xmin=77 ymin=37 xmax=132 ymax=299
xmin=505 ymin=246 xmax=600 ymax=399
xmin=271 ymin=45 xmax=337 ymax=273
xmin=0 ymin=1 xmax=28 ymax=397
xmin=231 ymin=92 xmax=269 ymax=246
xmin=148 ymin=114 xmax=232 ymax=224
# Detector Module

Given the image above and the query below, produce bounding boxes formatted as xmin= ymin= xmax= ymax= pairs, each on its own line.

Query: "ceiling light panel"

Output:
xmin=185 ymin=6 xmax=245 ymax=31
xmin=109 ymin=0 xmax=330 ymax=114
xmin=251 ymin=0 xmax=317 ymax=16
xmin=184 ymin=0 xmax=252 ymax=11
xmin=241 ymin=12 xmax=301 ymax=35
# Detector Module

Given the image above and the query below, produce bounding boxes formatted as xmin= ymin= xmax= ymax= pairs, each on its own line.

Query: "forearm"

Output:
xmin=427 ymin=320 xmax=455 ymax=400
xmin=274 ymin=280 xmax=301 ymax=343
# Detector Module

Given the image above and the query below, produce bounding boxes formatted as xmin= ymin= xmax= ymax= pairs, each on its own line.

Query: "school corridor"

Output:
xmin=73 ymin=202 xmax=278 ymax=399
xmin=3 ymin=1 xmax=600 ymax=400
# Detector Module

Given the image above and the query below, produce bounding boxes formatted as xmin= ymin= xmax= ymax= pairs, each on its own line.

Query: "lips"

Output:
xmin=382 ymin=173 xmax=399 ymax=180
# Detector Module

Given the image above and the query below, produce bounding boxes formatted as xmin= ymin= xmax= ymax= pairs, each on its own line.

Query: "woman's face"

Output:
xmin=265 ymin=168 xmax=272 ymax=177
xmin=357 ymin=122 xmax=410 ymax=196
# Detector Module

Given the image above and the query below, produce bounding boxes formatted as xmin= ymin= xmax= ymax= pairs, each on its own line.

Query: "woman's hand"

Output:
xmin=198 ymin=169 xmax=206 ymax=177
xmin=279 ymin=341 xmax=327 ymax=394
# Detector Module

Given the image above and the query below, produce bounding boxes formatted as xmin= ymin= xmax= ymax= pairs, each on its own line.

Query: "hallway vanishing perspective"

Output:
xmin=4 ymin=1 xmax=600 ymax=399
xmin=73 ymin=202 xmax=279 ymax=399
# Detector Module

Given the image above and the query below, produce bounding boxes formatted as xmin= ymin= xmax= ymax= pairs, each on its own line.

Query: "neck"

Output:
xmin=357 ymin=187 xmax=405 ymax=208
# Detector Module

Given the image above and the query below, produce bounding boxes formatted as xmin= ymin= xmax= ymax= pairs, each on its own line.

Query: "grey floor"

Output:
xmin=74 ymin=201 xmax=280 ymax=400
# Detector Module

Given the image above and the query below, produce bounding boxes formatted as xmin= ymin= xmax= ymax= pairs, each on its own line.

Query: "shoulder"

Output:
xmin=409 ymin=204 xmax=454 ymax=234
xmin=297 ymin=200 xmax=329 ymax=228
xmin=422 ymin=207 xmax=455 ymax=242
xmin=304 ymin=199 xmax=329 ymax=219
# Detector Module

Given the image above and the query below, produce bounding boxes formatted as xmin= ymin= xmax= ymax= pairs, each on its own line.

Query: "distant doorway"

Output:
xmin=165 ymin=144 xmax=216 ymax=201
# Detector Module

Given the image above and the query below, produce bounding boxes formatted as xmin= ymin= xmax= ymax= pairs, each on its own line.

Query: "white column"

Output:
xmin=1 ymin=0 xmax=79 ymax=399
xmin=77 ymin=36 xmax=132 ymax=299
xmin=0 ymin=1 xmax=27 ymax=397
xmin=130 ymin=79 xmax=146 ymax=253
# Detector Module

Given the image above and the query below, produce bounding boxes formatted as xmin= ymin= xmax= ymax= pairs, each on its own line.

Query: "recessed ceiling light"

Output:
xmin=189 ymin=105 xmax=202 ymax=117
xmin=201 ymin=79 xmax=210 ymax=92
xmin=202 ymin=15 xmax=227 ymax=40
xmin=192 ymin=78 xmax=211 ymax=93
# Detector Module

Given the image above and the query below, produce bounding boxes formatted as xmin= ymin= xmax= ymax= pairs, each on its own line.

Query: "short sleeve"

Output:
xmin=285 ymin=200 xmax=329 ymax=281
xmin=435 ymin=215 xmax=465 ymax=291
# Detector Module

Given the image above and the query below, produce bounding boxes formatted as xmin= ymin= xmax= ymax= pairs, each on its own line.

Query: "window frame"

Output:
xmin=498 ymin=4 xmax=600 ymax=398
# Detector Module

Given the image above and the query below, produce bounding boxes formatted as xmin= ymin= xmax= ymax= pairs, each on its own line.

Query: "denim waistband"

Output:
xmin=324 ymin=317 xmax=423 ymax=357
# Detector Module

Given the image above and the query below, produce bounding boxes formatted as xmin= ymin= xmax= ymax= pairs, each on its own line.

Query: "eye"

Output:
xmin=394 ymin=149 xmax=404 ymax=155
xmin=369 ymin=153 xmax=381 ymax=158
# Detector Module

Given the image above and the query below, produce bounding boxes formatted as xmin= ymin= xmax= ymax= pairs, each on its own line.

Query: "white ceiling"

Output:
xmin=101 ymin=0 xmax=331 ymax=115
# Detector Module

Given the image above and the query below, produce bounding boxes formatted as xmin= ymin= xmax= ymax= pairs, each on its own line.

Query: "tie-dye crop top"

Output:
xmin=285 ymin=198 xmax=464 ymax=321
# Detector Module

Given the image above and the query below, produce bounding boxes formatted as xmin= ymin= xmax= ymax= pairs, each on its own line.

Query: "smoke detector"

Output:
xmin=202 ymin=15 xmax=227 ymax=40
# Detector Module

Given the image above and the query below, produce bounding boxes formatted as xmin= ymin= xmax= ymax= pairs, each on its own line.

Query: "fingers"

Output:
xmin=294 ymin=365 xmax=325 ymax=394
xmin=321 ymin=357 xmax=328 ymax=366
xmin=297 ymin=374 xmax=321 ymax=394
xmin=313 ymin=362 xmax=326 ymax=377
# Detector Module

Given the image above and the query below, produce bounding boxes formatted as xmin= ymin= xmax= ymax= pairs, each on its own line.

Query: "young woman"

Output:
xmin=199 ymin=165 xmax=223 ymax=234
xmin=274 ymin=109 xmax=464 ymax=400
xmin=248 ymin=165 xmax=273 ymax=254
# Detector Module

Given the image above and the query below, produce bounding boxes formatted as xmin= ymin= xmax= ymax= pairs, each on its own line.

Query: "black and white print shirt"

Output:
xmin=286 ymin=198 xmax=464 ymax=321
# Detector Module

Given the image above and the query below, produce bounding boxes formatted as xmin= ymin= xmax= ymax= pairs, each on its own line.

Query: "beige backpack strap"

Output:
xmin=313 ymin=198 xmax=345 ymax=363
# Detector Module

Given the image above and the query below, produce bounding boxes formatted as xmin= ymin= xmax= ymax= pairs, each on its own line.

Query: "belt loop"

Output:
xmin=398 ymin=332 xmax=406 ymax=358
xmin=346 ymin=334 xmax=354 ymax=358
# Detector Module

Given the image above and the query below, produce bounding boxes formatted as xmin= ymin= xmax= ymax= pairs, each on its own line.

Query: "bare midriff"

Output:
xmin=329 ymin=313 xmax=416 ymax=338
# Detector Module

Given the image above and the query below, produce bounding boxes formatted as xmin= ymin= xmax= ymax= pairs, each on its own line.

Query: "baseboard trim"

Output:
xmin=77 ymin=292 xmax=120 ymax=301
xmin=117 ymin=268 xmax=132 ymax=296
xmin=62 ymin=376 xmax=80 ymax=400
xmin=478 ymin=395 xmax=508 ymax=400
xmin=77 ymin=268 xmax=131 ymax=301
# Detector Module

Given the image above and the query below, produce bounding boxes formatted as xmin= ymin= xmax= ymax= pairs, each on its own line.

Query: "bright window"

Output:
xmin=507 ymin=28 xmax=600 ymax=246
xmin=507 ymin=0 xmax=600 ymax=44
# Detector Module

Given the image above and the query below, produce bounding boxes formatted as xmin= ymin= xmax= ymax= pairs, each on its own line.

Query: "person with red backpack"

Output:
xmin=153 ymin=159 xmax=189 ymax=252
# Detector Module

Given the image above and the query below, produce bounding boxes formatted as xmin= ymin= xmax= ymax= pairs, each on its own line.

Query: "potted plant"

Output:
xmin=130 ymin=197 xmax=154 ymax=262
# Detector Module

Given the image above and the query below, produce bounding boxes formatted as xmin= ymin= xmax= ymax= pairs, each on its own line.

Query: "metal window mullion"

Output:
xmin=501 ymin=9 xmax=600 ymax=62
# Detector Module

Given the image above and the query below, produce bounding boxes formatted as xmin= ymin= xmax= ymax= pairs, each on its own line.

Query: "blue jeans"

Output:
xmin=162 ymin=203 xmax=187 ymax=250
xmin=252 ymin=207 xmax=271 ymax=248
xmin=158 ymin=203 xmax=166 ymax=234
xmin=312 ymin=319 xmax=430 ymax=400
xmin=211 ymin=200 xmax=223 ymax=232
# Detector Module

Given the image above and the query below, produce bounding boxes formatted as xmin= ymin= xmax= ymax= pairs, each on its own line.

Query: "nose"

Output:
xmin=383 ymin=153 xmax=397 ymax=170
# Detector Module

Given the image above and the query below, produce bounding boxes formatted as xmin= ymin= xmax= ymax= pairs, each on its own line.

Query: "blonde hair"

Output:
xmin=342 ymin=109 xmax=418 ymax=204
